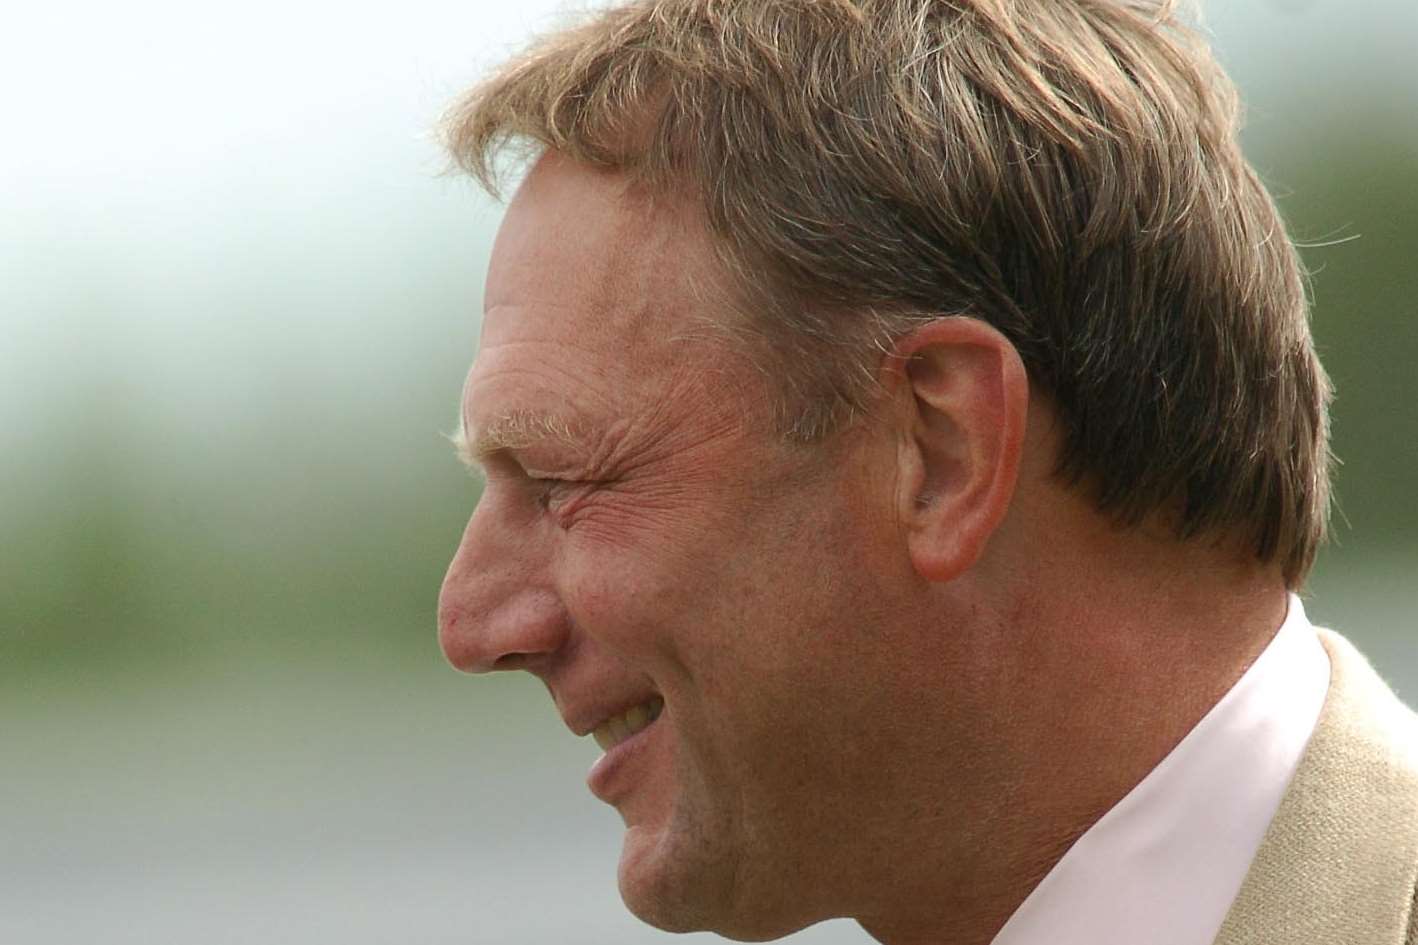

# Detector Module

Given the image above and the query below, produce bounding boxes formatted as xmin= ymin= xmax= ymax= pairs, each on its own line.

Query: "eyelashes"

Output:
xmin=528 ymin=476 xmax=567 ymax=511
xmin=473 ymin=450 xmax=599 ymax=523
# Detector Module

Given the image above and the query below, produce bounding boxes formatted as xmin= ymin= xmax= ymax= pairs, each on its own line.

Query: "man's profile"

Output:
xmin=435 ymin=1 xmax=1418 ymax=943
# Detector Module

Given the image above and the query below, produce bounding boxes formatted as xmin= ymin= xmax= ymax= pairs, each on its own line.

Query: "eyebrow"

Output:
xmin=451 ymin=409 xmax=583 ymax=470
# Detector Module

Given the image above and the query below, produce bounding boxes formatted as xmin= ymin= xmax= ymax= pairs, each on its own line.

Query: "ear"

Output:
xmin=887 ymin=317 xmax=1029 ymax=583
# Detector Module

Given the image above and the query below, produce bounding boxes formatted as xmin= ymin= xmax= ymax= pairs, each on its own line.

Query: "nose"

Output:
xmin=438 ymin=498 xmax=570 ymax=674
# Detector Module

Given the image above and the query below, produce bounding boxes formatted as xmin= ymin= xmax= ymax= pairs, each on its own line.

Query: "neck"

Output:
xmin=855 ymin=516 xmax=1289 ymax=945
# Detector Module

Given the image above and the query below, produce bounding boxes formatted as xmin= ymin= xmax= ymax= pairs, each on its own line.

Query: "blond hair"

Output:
xmin=443 ymin=0 xmax=1332 ymax=586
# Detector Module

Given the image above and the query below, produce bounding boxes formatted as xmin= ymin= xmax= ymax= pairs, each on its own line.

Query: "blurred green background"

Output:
xmin=2 ymin=1 xmax=1414 ymax=942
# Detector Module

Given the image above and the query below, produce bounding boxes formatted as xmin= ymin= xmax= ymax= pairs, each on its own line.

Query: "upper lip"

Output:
xmin=560 ymin=689 xmax=663 ymax=737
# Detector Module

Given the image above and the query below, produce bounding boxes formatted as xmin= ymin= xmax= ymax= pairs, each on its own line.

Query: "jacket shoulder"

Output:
xmin=1215 ymin=628 xmax=1418 ymax=945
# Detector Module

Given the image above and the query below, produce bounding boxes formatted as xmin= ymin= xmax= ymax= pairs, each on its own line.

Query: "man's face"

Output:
xmin=438 ymin=155 xmax=934 ymax=938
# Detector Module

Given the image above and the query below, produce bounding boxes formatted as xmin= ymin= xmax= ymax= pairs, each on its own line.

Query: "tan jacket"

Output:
xmin=1214 ymin=629 xmax=1418 ymax=944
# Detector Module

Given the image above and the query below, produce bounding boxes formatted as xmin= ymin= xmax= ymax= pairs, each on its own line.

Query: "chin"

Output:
xmin=616 ymin=823 xmax=821 ymax=943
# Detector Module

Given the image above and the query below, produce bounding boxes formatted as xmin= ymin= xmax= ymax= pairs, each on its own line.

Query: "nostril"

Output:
xmin=436 ymin=605 xmax=545 ymax=673
xmin=437 ymin=585 xmax=570 ymax=673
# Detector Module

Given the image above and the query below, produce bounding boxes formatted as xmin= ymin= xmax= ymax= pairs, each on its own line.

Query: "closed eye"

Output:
xmin=528 ymin=475 xmax=565 ymax=509
xmin=457 ymin=440 xmax=598 ymax=517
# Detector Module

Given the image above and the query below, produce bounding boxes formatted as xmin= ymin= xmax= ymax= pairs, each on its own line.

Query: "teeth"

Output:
xmin=592 ymin=696 xmax=664 ymax=752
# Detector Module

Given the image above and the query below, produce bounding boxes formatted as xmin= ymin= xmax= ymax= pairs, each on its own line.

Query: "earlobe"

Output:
xmin=890 ymin=318 xmax=1029 ymax=583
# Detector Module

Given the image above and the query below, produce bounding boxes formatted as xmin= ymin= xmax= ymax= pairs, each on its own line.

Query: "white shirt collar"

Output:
xmin=990 ymin=594 xmax=1331 ymax=945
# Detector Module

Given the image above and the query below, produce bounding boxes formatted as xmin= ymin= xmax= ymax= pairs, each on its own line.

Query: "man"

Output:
xmin=435 ymin=1 xmax=1418 ymax=943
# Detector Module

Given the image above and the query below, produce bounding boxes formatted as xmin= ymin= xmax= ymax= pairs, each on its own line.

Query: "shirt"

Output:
xmin=991 ymin=595 xmax=1332 ymax=945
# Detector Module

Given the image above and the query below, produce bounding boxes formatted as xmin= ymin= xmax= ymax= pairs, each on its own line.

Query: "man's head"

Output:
xmin=437 ymin=0 xmax=1331 ymax=940
xmin=446 ymin=0 xmax=1330 ymax=585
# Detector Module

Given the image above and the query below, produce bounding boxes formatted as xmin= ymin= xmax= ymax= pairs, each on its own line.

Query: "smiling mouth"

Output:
xmin=592 ymin=696 xmax=664 ymax=752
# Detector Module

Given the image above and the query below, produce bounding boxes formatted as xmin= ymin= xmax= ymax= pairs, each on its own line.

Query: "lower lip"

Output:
xmin=586 ymin=713 xmax=664 ymax=804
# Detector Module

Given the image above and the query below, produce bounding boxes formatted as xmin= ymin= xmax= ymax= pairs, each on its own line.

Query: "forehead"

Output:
xmin=484 ymin=154 xmax=727 ymax=348
xmin=467 ymin=154 xmax=746 ymax=434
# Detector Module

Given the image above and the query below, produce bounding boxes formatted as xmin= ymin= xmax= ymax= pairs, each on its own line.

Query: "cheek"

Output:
xmin=559 ymin=536 xmax=698 ymax=669
xmin=558 ymin=491 xmax=736 ymax=652
xmin=559 ymin=526 xmax=764 ymax=741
